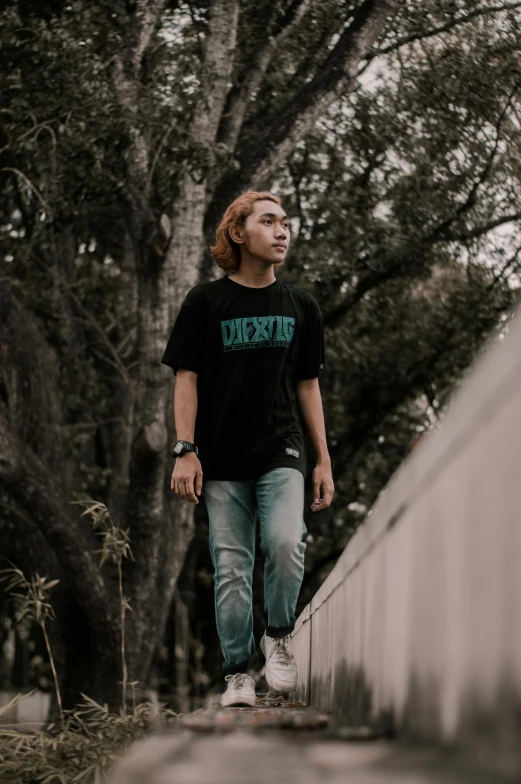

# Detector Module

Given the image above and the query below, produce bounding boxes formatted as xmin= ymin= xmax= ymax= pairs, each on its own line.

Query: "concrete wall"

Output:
xmin=292 ymin=303 xmax=521 ymax=776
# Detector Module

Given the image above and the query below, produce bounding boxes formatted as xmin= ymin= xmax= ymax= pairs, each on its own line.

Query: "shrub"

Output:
xmin=0 ymin=692 xmax=179 ymax=784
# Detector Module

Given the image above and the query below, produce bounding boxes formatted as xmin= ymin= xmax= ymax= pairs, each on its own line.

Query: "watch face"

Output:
xmin=174 ymin=442 xmax=184 ymax=454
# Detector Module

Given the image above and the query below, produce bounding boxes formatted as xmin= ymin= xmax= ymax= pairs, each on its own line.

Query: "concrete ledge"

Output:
xmin=292 ymin=302 xmax=521 ymax=776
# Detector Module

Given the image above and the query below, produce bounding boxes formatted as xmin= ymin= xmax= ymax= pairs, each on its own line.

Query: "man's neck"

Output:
xmin=228 ymin=271 xmax=276 ymax=289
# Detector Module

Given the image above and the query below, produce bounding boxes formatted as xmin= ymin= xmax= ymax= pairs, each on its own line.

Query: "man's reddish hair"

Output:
xmin=210 ymin=191 xmax=284 ymax=273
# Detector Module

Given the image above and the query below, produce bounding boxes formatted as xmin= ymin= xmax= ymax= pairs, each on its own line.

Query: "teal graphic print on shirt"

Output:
xmin=221 ymin=315 xmax=295 ymax=352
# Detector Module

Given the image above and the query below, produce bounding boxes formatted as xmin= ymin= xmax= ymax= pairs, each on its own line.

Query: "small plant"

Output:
xmin=0 ymin=502 xmax=177 ymax=783
xmin=0 ymin=565 xmax=63 ymax=724
xmin=70 ymin=498 xmax=133 ymax=714
xmin=0 ymin=692 xmax=179 ymax=783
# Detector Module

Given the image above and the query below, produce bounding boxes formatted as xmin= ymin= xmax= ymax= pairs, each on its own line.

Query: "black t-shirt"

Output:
xmin=161 ymin=275 xmax=325 ymax=480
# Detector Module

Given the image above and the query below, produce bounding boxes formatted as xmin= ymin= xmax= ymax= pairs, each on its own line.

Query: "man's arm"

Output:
xmin=295 ymin=378 xmax=330 ymax=464
xmin=174 ymin=368 xmax=198 ymax=441
xmin=296 ymin=377 xmax=334 ymax=512
xmin=172 ymin=369 xmax=202 ymax=503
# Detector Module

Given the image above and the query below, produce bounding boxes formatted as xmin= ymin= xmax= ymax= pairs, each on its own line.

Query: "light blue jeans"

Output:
xmin=202 ymin=467 xmax=307 ymax=675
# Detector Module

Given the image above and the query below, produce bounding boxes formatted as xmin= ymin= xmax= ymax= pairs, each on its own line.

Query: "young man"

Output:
xmin=161 ymin=191 xmax=334 ymax=707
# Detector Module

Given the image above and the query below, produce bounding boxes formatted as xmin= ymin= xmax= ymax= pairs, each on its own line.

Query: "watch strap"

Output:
xmin=172 ymin=440 xmax=198 ymax=458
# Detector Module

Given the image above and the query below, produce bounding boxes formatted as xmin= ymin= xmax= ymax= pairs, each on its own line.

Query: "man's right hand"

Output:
xmin=171 ymin=452 xmax=203 ymax=504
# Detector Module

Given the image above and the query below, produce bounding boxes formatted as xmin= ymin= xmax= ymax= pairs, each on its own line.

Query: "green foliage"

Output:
xmin=0 ymin=565 xmax=58 ymax=626
xmin=70 ymin=499 xmax=132 ymax=569
xmin=69 ymin=498 xmax=133 ymax=714
xmin=0 ymin=693 xmax=178 ymax=784
xmin=0 ymin=564 xmax=65 ymax=721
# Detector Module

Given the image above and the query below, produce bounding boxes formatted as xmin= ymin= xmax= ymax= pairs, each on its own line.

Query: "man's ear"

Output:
xmin=229 ymin=227 xmax=243 ymax=244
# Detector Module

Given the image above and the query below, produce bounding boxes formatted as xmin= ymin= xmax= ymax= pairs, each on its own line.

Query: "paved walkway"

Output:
xmin=109 ymin=694 xmax=517 ymax=784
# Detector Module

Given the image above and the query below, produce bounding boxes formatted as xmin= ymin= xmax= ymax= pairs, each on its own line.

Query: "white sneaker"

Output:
xmin=221 ymin=672 xmax=257 ymax=707
xmin=260 ymin=632 xmax=298 ymax=694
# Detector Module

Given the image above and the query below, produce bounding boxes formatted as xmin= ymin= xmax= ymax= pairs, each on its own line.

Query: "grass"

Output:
xmin=0 ymin=692 xmax=179 ymax=784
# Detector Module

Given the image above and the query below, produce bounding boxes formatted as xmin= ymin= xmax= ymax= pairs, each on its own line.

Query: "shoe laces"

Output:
xmin=270 ymin=634 xmax=294 ymax=666
xmin=225 ymin=673 xmax=250 ymax=689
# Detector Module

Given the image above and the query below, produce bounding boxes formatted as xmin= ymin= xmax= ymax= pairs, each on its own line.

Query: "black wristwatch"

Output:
xmin=172 ymin=439 xmax=198 ymax=458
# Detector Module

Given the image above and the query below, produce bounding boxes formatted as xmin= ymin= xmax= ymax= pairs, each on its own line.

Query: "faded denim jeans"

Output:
xmin=202 ymin=467 xmax=307 ymax=675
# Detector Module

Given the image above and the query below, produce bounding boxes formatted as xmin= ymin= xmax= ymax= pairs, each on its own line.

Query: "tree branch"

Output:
xmin=124 ymin=0 xmax=168 ymax=80
xmin=219 ymin=0 xmax=313 ymax=152
xmin=361 ymin=2 xmax=521 ymax=66
xmin=446 ymin=212 xmax=521 ymax=242
xmin=323 ymin=85 xmax=521 ymax=328
xmin=487 ymin=244 xmax=521 ymax=290
xmin=0 ymin=407 xmax=113 ymax=637
xmin=329 ymin=296 xmax=511 ymax=471
xmin=33 ymin=255 xmax=132 ymax=385
xmin=194 ymin=0 xmax=240 ymax=142
xmin=109 ymin=1 xmax=167 ymax=213
xmin=323 ymin=204 xmax=521 ymax=329
xmin=0 ymin=167 xmax=53 ymax=220
xmin=0 ymin=269 xmax=65 ymax=464
xmin=234 ymin=0 xmax=400 ymax=188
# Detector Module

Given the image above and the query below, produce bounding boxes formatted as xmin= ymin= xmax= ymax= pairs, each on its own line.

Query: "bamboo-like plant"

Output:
xmin=70 ymin=498 xmax=133 ymax=715
xmin=0 ymin=541 xmax=179 ymax=783
xmin=0 ymin=692 xmax=178 ymax=783
xmin=0 ymin=565 xmax=63 ymax=724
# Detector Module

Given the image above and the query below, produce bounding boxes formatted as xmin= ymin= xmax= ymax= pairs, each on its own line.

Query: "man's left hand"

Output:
xmin=310 ymin=461 xmax=334 ymax=512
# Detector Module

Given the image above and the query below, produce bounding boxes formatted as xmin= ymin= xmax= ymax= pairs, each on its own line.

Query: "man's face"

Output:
xmin=237 ymin=200 xmax=290 ymax=265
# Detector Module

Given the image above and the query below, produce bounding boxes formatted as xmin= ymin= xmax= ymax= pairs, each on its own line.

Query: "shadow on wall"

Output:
xmin=310 ymin=661 xmax=394 ymax=736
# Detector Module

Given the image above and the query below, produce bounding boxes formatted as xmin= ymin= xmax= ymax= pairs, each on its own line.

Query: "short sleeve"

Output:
xmin=296 ymin=296 xmax=325 ymax=380
xmin=161 ymin=285 xmax=208 ymax=376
